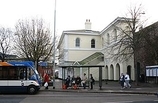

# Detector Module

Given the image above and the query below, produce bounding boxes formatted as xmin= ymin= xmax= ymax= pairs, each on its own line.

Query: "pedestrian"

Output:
xmin=90 ymin=74 xmax=95 ymax=90
xmin=119 ymin=73 xmax=125 ymax=89
xmin=82 ymin=73 xmax=87 ymax=89
xmin=65 ymin=75 xmax=70 ymax=89
xmin=43 ymin=73 xmax=49 ymax=89
xmin=75 ymin=76 xmax=81 ymax=88
xmin=71 ymin=75 xmax=76 ymax=87
xmin=124 ymin=72 xmax=131 ymax=88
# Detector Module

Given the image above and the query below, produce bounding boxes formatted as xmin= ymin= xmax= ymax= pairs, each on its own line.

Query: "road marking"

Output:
xmin=103 ymin=101 xmax=133 ymax=103
xmin=105 ymin=100 xmax=158 ymax=103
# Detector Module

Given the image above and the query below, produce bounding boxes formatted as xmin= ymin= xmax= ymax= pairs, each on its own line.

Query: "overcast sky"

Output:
xmin=0 ymin=0 xmax=158 ymax=37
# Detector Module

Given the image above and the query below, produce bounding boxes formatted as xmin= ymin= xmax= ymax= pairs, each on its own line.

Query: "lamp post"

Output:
xmin=35 ymin=38 xmax=38 ymax=71
xmin=52 ymin=0 xmax=56 ymax=89
xmin=33 ymin=19 xmax=38 ymax=71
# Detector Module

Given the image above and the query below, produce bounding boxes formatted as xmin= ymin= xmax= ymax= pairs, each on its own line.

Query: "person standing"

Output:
xmin=90 ymin=74 xmax=95 ymax=90
xmin=82 ymin=73 xmax=87 ymax=89
xmin=119 ymin=73 xmax=125 ymax=89
xmin=44 ymin=73 xmax=49 ymax=89
xmin=124 ymin=72 xmax=131 ymax=88
xmin=71 ymin=75 xmax=76 ymax=87
xmin=65 ymin=75 xmax=70 ymax=89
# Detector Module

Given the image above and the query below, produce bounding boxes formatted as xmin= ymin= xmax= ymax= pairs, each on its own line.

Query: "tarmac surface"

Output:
xmin=40 ymin=79 xmax=158 ymax=95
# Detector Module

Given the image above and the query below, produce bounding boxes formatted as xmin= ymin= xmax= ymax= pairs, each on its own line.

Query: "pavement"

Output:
xmin=39 ymin=79 xmax=158 ymax=95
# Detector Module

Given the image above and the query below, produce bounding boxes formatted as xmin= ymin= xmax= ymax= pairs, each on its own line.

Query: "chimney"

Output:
xmin=85 ymin=19 xmax=91 ymax=30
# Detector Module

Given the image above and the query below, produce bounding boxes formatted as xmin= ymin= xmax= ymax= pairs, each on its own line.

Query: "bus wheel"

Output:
xmin=28 ymin=86 xmax=37 ymax=94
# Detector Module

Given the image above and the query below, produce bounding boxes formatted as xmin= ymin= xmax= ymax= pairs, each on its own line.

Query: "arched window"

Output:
xmin=102 ymin=37 xmax=104 ymax=47
xmin=125 ymin=26 xmax=130 ymax=33
xmin=114 ymin=29 xmax=117 ymax=41
xmin=107 ymin=33 xmax=110 ymax=44
xmin=91 ymin=39 xmax=95 ymax=48
xmin=75 ymin=38 xmax=80 ymax=47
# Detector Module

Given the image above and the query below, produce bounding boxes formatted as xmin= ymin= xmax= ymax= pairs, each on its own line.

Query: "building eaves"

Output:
xmin=63 ymin=29 xmax=100 ymax=34
xmin=57 ymin=32 xmax=65 ymax=49
xmin=100 ymin=17 xmax=131 ymax=34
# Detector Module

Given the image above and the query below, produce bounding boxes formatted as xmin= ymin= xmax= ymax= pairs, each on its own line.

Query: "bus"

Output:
xmin=0 ymin=61 xmax=41 ymax=94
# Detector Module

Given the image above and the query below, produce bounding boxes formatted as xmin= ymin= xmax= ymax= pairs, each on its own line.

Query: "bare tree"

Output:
xmin=108 ymin=4 xmax=145 ymax=84
xmin=0 ymin=27 xmax=12 ymax=62
xmin=14 ymin=18 xmax=54 ymax=70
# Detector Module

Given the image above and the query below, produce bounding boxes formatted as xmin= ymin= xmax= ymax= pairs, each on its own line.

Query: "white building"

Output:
xmin=58 ymin=17 xmax=134 ymax=81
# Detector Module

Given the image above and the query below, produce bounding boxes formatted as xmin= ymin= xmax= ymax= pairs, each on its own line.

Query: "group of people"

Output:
xmin=119 ymin=72 xmax=131 ymax=89
xmin=43 ymin=72 xmax=131 ymax=90
xmin=65 ymin=73 xmax=95 ymax=90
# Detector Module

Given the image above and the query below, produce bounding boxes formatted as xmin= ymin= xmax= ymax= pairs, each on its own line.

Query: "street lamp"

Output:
xmin=52 ymin=0 xmax=56 ymax=89
xmin=35 ymin=38 xmax=38 ymax=70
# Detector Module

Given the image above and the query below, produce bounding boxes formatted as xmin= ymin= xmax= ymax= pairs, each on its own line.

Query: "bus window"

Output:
xmin=8 ymin=67 xmax=18 ymax=80
xmin=0 ymin=67 xmax=8 ymax=80
xmin=28 ymin=68 xmax=37 ymax=81
xmin=18 ymin=67 xmax=27 ymax=80
xmin=19 ymin=69 xmax=24 ymax=79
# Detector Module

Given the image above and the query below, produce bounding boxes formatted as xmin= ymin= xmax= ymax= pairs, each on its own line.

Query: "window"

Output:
xmin=102 ymin=37 xmax=104 ymax=47
xmin=0 ymin=66 xmax=28 ymax=80
xmin=125 ymin=26 xmax=130 ymax=33
xmin=75 ymin=38 xmax=80 ymax=47
xmin=114 ymin=29 xmax=117 ymax=41
xmin=91 ymin=39 xmax=95 ymax=48
xmin=107 ymin=33 xmax=110 ymax=44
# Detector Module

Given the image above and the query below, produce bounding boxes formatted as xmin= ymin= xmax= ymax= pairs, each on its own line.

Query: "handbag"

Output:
xmin=44 ymin=82 xmax=48 ymax=87
xmin=81 ymin=81 xmax=85 ymax=84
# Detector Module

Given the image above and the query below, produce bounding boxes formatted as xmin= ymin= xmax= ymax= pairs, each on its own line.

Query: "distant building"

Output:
xmin=58 ymin=19 xmax=103 ymax=80
xmin=58 ymin=17 xmax=135 ymax=81
xmin=136 ymin=21 xmax=158 ymax=78
xmin=0 ymin=52 xmax=18 ymax=61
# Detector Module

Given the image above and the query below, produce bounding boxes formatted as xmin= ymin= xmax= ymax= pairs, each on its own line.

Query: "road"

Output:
xmin=0 ymin=91 xmax=158 ymax=103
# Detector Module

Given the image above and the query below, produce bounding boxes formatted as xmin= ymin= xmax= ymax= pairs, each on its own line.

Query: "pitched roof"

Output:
xmin=63 ymin=29 xmax=100 ymax=34
xmin=100 ymin=17 xmax=132 ymax=34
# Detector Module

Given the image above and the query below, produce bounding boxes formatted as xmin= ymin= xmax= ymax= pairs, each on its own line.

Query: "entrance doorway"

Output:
xmin=127 ymin=65 xmax=131 ymax=78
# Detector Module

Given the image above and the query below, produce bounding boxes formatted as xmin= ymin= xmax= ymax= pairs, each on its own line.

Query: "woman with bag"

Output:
xmin=44 ymin=73 xmax=49 ymax=89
